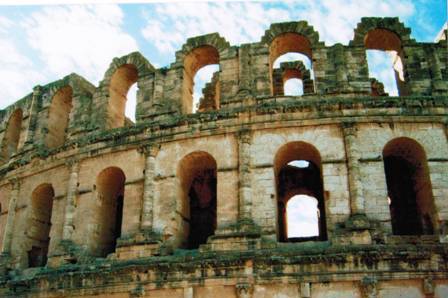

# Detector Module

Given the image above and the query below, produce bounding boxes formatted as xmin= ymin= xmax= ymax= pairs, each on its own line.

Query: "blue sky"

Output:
xmin=0 ymin=0 xmax=446 ymax=115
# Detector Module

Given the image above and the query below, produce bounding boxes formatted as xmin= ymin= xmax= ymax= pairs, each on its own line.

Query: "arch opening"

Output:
xmin=364 ymin=29 xmax=407 ymax=96
xmin=46 ymin=86 xmax=73 ymax=149
xmin=27 ymin=184 xmax=54 ymax=268
xmin=108 ymin=64 xmax=138 ymax=129
xmin=183 ymin=46 xmax=220 ymax=114
xmin=94 ymin=167 xmax=126 ymax=257
xmin=1 ymin=108 xmax=23 ymax=161
xmin=274 ymin=142 xmax=327 ymax=242
xmin=286 ymin=194 xmax=319 ymax=238
xmin=383 ymin=137 xmax=437 ymax=235
xmin=271 ymin=51 xmax=313 ymax=96
xmin=283 ymin=78 xmax=304 ymax=96
xmin=178 ymin=151 xmax=217 ymax=249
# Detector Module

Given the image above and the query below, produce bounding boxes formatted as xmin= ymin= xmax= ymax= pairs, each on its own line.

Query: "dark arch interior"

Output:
xmin=383 ymin=138 xmax=437 ymax=235
xmin=2 ymin=108 xmax=23 ymax=161
xmin=178 ymin=152 xmax=217 ymax=249
xmin=95 ymin=167 xmax=126 ymax=257
xmin=28 ymin=184 xmax=54 ymax=267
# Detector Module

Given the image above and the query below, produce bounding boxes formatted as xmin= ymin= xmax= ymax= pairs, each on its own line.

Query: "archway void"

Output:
xmin=178 ymin=151 xmax=217 ymax=249
xmin=108 ymin=64 xmax=138 ymax=128
xmin=364 ymin=29 xmax=407 ymax=96
xmin=1 ymin=108 xmax=23 ymax=160
xmin=27 ymin=184 xmax=54 ymax=268
xmin=182 ymin=46 xmax=220 ymax=114
xmin=383 ymin=137 xmax=437 ymax=235
xmin=274 ymin=142 xmax=327 ymax=242
xmin=94 ymin=167 xmax=125 ymax=257
xmin=46 ymin=86 xmax=73 ymax=149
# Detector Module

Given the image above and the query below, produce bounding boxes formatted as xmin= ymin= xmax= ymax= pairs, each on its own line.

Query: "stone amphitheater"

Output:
xmin=0 ymin=17 xmax=447 ymax=298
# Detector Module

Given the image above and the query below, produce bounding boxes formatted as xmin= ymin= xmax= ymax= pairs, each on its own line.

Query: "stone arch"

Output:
xmin=27 ymin=183 xmax=54 ymax=268
xmin=45 ymin=86 xmax=73 ymax=149
xmin=261 ymin=21 xmax=323 ymax=96
xmin=273 ymin=141 xmax=327 ymax=242
xmin=350 ymin=17 xmax=414 ymax=47
xmin=1 ymin=108 xmax=23 ymax=161
xmin=177 ymin=151 xmax=217 ymax=249
xmin=273 ymin=61 xmax=314 ymax=96
xmin=100 ymin=52 xmax=155 ymax=129
xmin=383 ymin=137 xmax=437 ymax=235
xmin=350 ymin=17 xmax=414 ymax=96
xmin=93 ymin=166 xmax=126 ymax=257
xmin=177 ymin=33 xmax=230 ymax=114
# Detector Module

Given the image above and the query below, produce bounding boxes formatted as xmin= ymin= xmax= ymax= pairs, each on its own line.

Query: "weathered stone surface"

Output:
xmin=0 ymin=17 xmax=447 ymax=298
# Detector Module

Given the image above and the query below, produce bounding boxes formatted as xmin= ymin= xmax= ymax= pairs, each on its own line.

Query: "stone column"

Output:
xmin=360 ymin=277 xmax=378 ymax=298
xmin=342 ymin=122 xmax=365 ymax=215
xmin=24 ymin=86 xmax=42 ymax=147
xmin=62 ymin=159 xmax=79 ymax=241
xmin=238 ymin=130 xmax=252 ymax=221
xmin=1 ymin=178 xmax=20 ymax=254
xmin=333 ymin=44 xmax=348 ymax=90
xmin=140 ymin=144 xmax=159 ymax=231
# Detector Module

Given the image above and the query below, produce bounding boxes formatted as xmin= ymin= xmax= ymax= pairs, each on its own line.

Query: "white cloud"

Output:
xmin=284 ymin=79 xmax=303 ymax=96
xmin=23 ymin=4 xmax=138 ymax=85
xmin=287 ymin=194 xmax=319 ymax=238
xmin=141 ymin=2 xmax=292 ymax=54
xmin=0 ymin=16 xmax=44 ymax=108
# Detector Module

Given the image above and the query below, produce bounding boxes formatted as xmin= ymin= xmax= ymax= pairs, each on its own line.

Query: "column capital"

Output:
xmin=65 ymin=157 xmax=80 ymax=168
xmin=8 ymin=178 xmax=20 ymax=189
xmin=138 ymin=143 xmax=160 ymax=157
xmin=342 ymin=121 xmax=357 ymax=134
xmin=237 ymin=129 xmax=252 ymax=144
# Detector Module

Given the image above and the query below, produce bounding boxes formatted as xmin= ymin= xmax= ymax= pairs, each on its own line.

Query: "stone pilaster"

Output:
xmin=333 ymin=44 xmax=348 ymax=90
xmin=140 ymin=144 xmax=159 ymax=231
xmin=238 ymin=129 xmax=252 ymax=221
xmin=1 ymin=178 xmax=20 ymax=255
xmin=360 ymin=276 xmax=378 ymax=298
xmin=23 ymin=85 xmax=42 ymax=148
xmin=62 ymin=158 xmax=79 ymax=241
xmin=236 ymin=282 xmax=253 ymax=298
xmin=342 ymin=122 xmax=365 ymax=215
xmin=342 ymin=122 xmax=371 ymax=239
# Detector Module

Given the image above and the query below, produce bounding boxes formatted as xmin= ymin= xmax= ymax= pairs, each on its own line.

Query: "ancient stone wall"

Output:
xmin=0 ymin=17 xmax=447 ymax=298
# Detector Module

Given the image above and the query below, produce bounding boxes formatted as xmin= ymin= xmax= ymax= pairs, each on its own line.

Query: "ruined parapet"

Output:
xmin=370 ymin=78 xmax=388 ymax=96
xmin=197 ymin=71 xmax=220 ymax=112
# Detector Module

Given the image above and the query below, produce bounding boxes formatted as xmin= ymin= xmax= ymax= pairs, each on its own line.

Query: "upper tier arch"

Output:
xmin=350 ymin=17 xmax=415 ymax=47
xmin=260 ymin=21 xmax=324 ymax=48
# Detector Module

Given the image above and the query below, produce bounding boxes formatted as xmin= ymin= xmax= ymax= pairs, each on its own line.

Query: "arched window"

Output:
xmin=46 ymin=86 xmax=73 ymax=149
xmin=94 ymin=167 xmax=125 ymax=257
xmin=1 ymin=108 xmax=23 ymax=160
xmin=383 ymin=137 xmax=437 ymax=235
xmin=269 ymin=34 xmax=314 ymax=96
xmin=178 ymin=151 xmax=217 ymax=249
xmin=364 ymin=29 xmax=407 ymax=96
xmin=182 ymin=46 xmax=220 ymax=114
xmin=27 ymin=184 xmax=54 ymax=268
xmin=274 ymin=142 xmax=327 ymax=242
xmin=108 ymin=64 xmax=138 ymax=128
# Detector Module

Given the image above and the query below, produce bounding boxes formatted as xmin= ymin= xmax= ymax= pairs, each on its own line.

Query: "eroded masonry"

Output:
xmin=0 ymin=17 xmax=447 ymax=298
